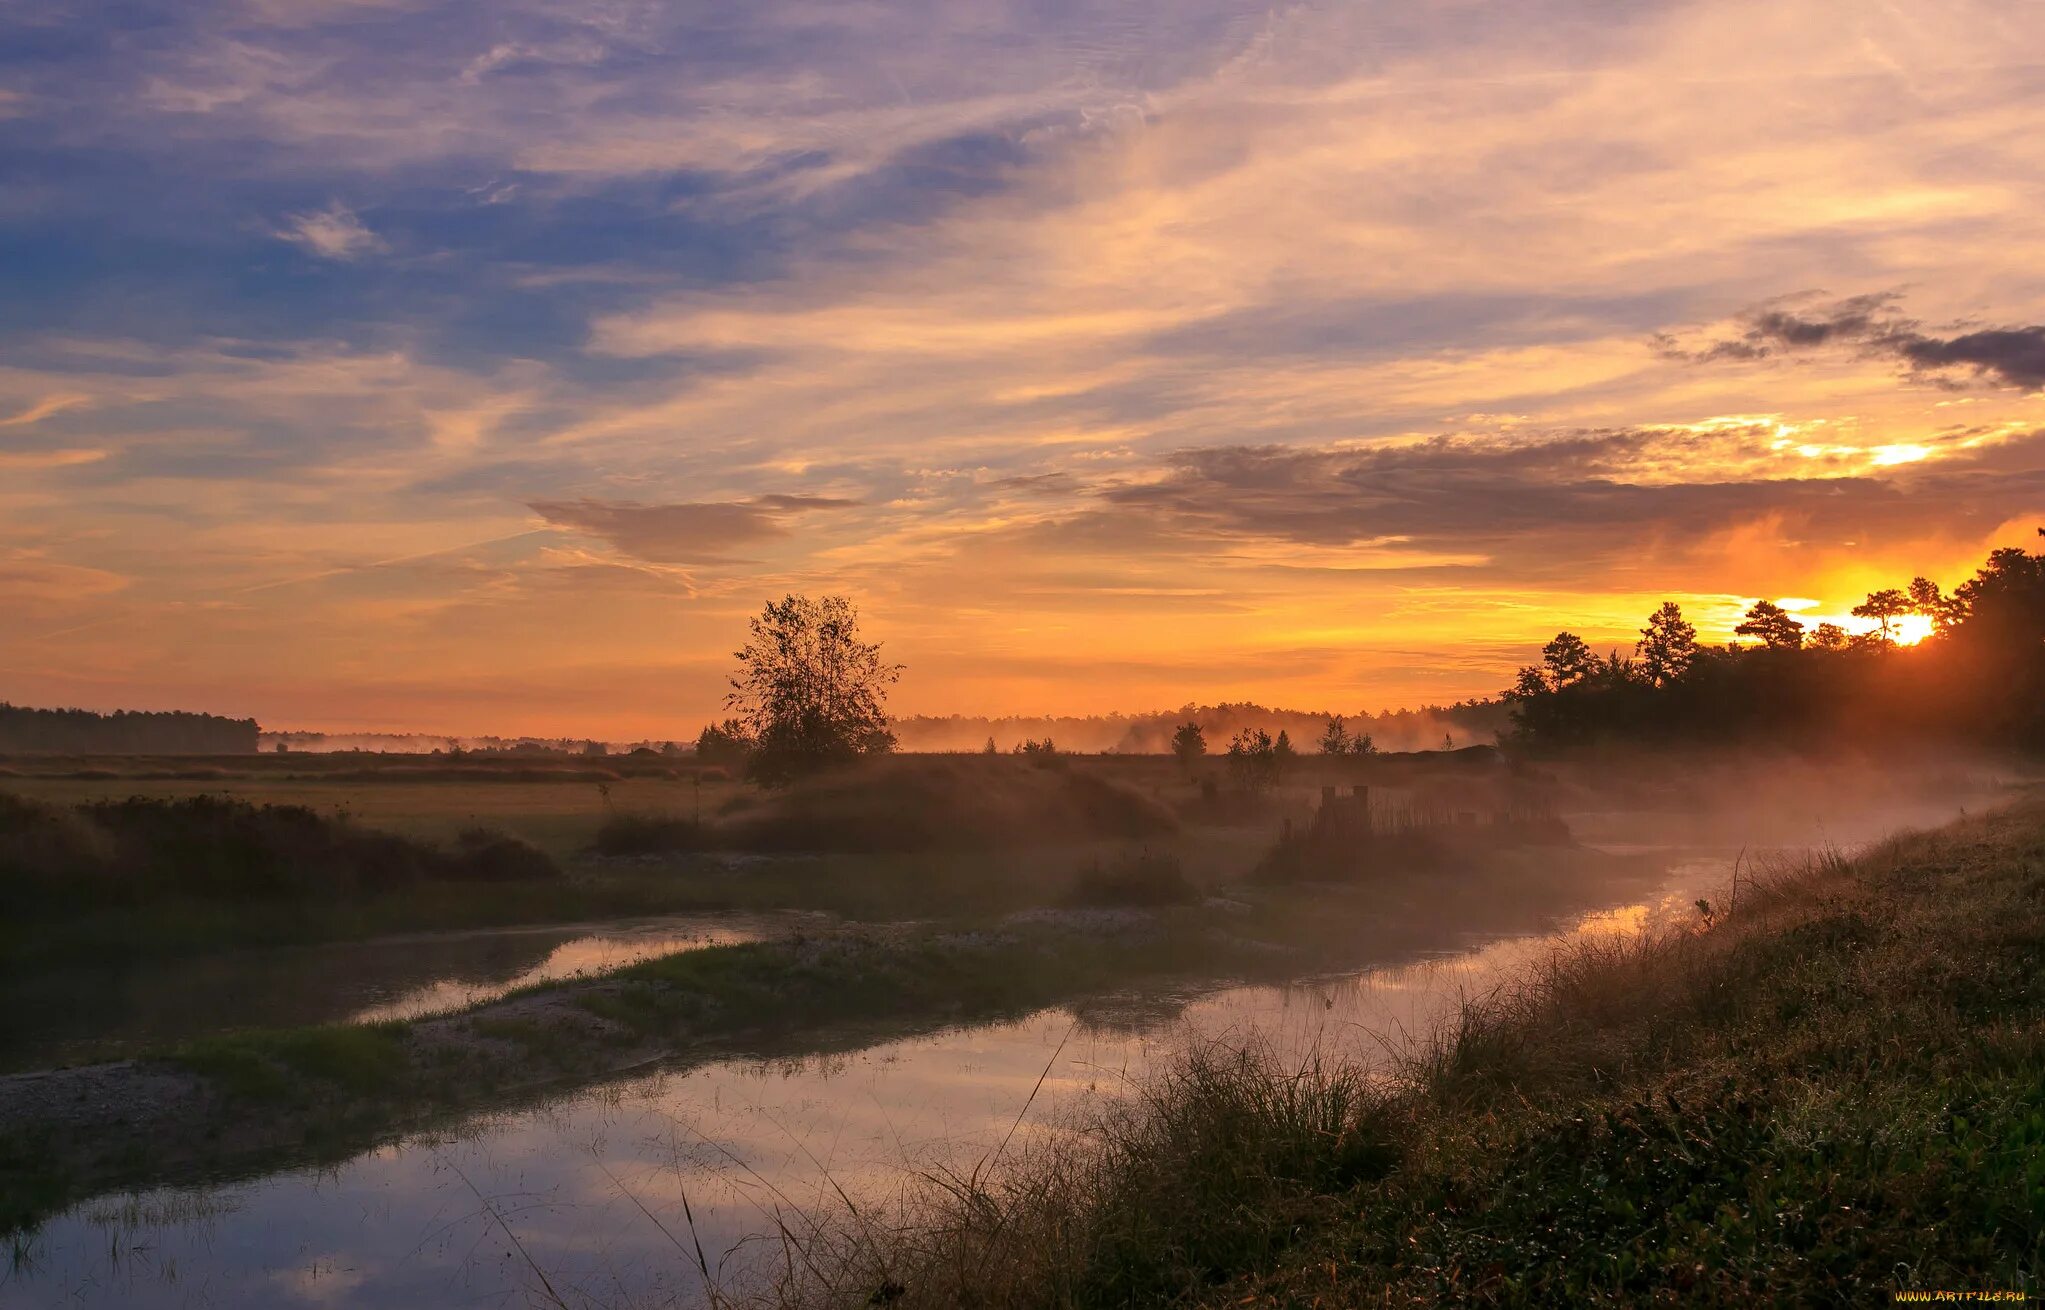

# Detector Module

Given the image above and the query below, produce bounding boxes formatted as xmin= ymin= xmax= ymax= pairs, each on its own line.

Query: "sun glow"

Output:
xmin=1891 ymin=614 xmax=1935 ymax=646
xmin=1823 ymin=611 xmax=1935 ymax=646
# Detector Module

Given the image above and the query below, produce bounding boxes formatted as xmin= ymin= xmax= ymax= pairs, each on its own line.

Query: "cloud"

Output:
xmin=0 ymin=393 xmax=91 ymax=427
xmin=0 ymin=448 xmax=108 ymax=470
xmin=0 ymin=550 xmax=128 ymax=608
xmin=1668 ymin=294 xmax=2045 ymax=391
xmin=274 ymin=204 xmax=385 ymax=260
xmin=1076 ymin=426 xmax=2045 ymax=585
xmin=527 ymin=494 xmax=859 ymax=563
xmin=1894 ymin=327 xmax=2045 ymax=391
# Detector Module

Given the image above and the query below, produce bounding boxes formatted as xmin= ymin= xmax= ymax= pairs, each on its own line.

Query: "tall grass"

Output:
xmin=766 ymin=1041 xmax=1395 ymax=1309
xmin=760 ymin=810 xmax=2045 ymax=1307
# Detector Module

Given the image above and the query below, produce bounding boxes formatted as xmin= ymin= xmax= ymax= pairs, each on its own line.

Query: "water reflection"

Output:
xmin=2 ymin=868 xmax=1731 ymax=1309
xmin=0 ymin=915 xmax=790 ymax=1072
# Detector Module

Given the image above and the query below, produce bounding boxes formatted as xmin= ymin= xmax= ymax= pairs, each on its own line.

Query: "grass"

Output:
xmin=766 ymin=800 xmax=2045 ymax=1307
xmin=1065 ymin=850 xmax=1201 ymax=907
xmin=593 ymin=810 xmax=712 ymax=855
xmin=173 ymin=1023 xmax=412 ymax=1101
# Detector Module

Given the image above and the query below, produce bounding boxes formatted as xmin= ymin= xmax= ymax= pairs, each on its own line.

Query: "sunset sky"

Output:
xmin=3 ymin=0 xmax=2043 ymax=737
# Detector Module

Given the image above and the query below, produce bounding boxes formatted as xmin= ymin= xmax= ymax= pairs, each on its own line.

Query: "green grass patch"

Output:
xmin=171 ymin=1023 xmax=410 ymax=1102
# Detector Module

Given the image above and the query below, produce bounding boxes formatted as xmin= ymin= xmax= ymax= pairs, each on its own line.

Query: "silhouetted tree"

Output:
xmin=1348 ymin=731 xmax=1377 ymax=756
xmin=1170 ymin=720 xmax=1207 ymax=768
xmin=1809 ymin=622 xmax=1850 ymax=651
xmin=695 ymin=718 xmax=752 ymax=766
xmin=1734 ymin=599 xmax=1805 ymax=651
xmin=1225 ymin=728 xmax=1279 ymax=792
xmin=1273 ymin=729 xmax=1297 ymax=776
xmin=1852 ymin=588 xmax=1911 ymax=643
xmin=1907 ymin=575 xmax=1961 ymax=635
xmin=1499 ymin=535 xmax=2045 ymax=753
xmin=1318 ymin=716 xmax=1349 ymax=755
xmin=1541 ymin=631 xmax=1600 ymax=686
xmin=1637 ymin=602 xmax=1698 ymax=687
xmin=727 ymin=594 xmax=900 ymax=786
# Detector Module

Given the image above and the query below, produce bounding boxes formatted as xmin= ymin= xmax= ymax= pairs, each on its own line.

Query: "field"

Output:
xmin=0 ymin=748 xmax=1552 ymax=967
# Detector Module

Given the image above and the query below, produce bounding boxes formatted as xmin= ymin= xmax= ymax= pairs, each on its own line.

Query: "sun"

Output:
xmin=1892 ymin=613 xmax=1934 ymax=646
xmin=1812 ymin=610 xmax=1936 ymax=646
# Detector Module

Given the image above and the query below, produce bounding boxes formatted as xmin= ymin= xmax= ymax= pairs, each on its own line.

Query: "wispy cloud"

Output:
xmin=274 ymin=203 xmax=385 ymax=260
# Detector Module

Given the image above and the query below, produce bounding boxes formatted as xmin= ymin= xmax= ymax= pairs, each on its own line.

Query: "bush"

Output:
xmin=1066 ymin=850 xmax=1199 ymax=907
xmin=80 ymin=794 xmax=439 ymax=898
xmin=450 ymin=828 xmax=562 ymax=881
xmin=0 ymin=792 xmax=562 ymax=910
xmin=0 ymin=792 xmax=118 ymax=907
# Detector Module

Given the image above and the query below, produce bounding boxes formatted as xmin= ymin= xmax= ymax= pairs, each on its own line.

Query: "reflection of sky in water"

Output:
xmin=349 ymin=921 xmax=770 ymax=1024
xmin=3 ymin=858 xmax=1751 ymax=1310
xmin=0 ymin=915 xmax=793 ymax=1072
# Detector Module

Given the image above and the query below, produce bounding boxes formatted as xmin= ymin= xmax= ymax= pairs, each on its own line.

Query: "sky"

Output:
xmin=2 ymin=0 xmax=2043 ymax=737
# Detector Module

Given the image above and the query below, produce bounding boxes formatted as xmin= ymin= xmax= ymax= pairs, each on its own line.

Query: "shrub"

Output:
xmin=449 ymin=828 xmax=562 ymax=881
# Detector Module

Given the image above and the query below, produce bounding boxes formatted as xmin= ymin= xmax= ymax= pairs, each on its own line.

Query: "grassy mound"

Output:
xmin=721 ymin=757 xmax=1180 ymax=853
xmin=0 ymin=792 xmax=560 ymax=911
xmin=780 ymin=799 xmax=2045 ymax=1307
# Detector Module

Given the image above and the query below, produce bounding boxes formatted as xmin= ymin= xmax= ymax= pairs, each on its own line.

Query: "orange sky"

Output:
xmin=1 ymin=0 xmax=2042 ymax=738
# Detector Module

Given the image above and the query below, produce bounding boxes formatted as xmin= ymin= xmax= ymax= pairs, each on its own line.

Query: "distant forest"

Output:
xmin=892 ymin=701 xmax=1507 ymax=755
xmin=262 ymin=731 xmax=645 ymax=756
xmin=0 ymin=703 xmax=260 ymax=754
xmin=1504 ymin=535 xmax=2045 ymax=752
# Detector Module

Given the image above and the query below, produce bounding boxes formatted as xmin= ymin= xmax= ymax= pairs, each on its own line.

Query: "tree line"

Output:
xmin=1503 ymin=534 xmax=2045 ymax=751
xmin=0 ymin=703 xmax=261 ymax=754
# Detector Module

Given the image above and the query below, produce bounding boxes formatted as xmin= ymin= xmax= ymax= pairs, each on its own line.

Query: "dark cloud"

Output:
xmin=527 ymin=493 xmax=857 ymax=562
xmin=1667 ymin=294 xmax=2045 ymax=390
xmin=1893 ymin=327 xmax=2045 ymax=391
xmin=1068 ymin=428 xmax=2045 ymax=585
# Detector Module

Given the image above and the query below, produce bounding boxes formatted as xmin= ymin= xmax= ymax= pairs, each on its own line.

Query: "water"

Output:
xmin=1 ymin=863 xmax=1737 ymax=1309
xmin=0 ymin=914 xmax=799 ymax=1073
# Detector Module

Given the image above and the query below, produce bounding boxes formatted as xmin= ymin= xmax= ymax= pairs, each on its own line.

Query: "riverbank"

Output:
xmin=0 ymin=843 xmax=1652 ymax=1236
xmin=776 ymin=797 xmax=2045 ymax=1306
